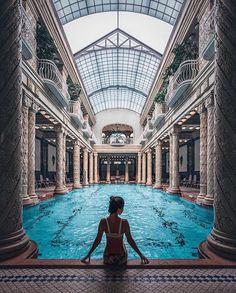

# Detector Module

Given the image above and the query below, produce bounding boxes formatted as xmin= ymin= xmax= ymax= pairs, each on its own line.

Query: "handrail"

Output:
xmin=37 ymin=59 xmax=70 ymax=101
xmin=22 ymin=6 xmax=36 ymax=51
xmin=166 ymin=58 xmax=199 ymax=104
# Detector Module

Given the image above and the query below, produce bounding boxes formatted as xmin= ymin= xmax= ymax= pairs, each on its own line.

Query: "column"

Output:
xmin=73 ymin=140 xmax=81 ymax=189
xmin=21 ymin=93 xmax=33 ymax=205
xmin=168 ymin=126 xmax=181 ymax=194
xmin=0 ymin=0 xmax=37 ymax=260
xmin=106 ymin=156 xmax=111 ymax=183
xmin=54 ymin=125 xmax=68 ymax=194
xmin=137 ymin=152 xmax=142 ymax=184
xmin=154 ymin=141 xmax=162 ymax=189
xmin=203 ymin=95 xmax=215 ymax=206
xmin=168 ymin=132 xmax=173 ymax=189
xmin=83 ymin=148 xmax=89 ymax=186
xmin=200 ymin=0 xmax=236 ymax=260
xmin=141 ymin=152 xmax=146 ymax=184
xmin=89 ymin=152 xmax=94 ymax=184
xmin=94 ymin=152 xmax=98 ymax=183
xmin=125 ymin=157 xmax=129 ymax=183
xmin=28 ymin=102 xmax=39 ymax=202
xmin=146 ymin=149 xmax=152 ymax=186
xmin=196 ymin=103 xmax=208 ymax=203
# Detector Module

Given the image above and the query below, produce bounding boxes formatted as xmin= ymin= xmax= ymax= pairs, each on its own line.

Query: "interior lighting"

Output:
xmin=178 ymin=121 xmax=183 ymax=125
xmin=196 ymin=126 xmax=200 ymax=130
xmin=40 ymin=111 xmax=46 ymax=115
xmin=190 ymin=111 xmax=196 ymax=115
xmin=189 ymin=126 xmax=194 ymax=130
xmin=35 ymin=125 xmax=39 ymax=129
xmin=49 ymin=126 xmax=54 ymax=129
xmin=182 ymin=126 xmax=187 ymax=130
xmin=185 ymin=115 xmax=191 ymax=119
xmin=42 ymin=126 xmax=47 ymax=129
xmin=181 ymin=118 xmax=187 ymax=122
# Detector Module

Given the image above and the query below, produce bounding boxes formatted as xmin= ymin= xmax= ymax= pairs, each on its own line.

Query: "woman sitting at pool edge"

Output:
xmin=81 ymin=196 xmax=149 ymax=265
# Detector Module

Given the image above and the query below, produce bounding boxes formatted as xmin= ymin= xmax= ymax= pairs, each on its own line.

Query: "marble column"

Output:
xmin=196 ymin=103 xmax=208 ymax=203
xmin=203 ymin=94 xmax=215 ymax=206
xmin=89 ymin=152 xmax=94 ymax=184
xmin=21 ymin=94 xmax=33 ymax=205
xmin=63 ymin=131 xmax=67 ymax=186
xmin=137 ymin=152 xmax=142 ymax=184
xmin=0 ymin=0 xmax=37 ymax=260
xmin=73 ymin=140 xmax=81 ymax=189
xmin=54 ymin=125 xmax=68 ymax=194
xmin=28 ymin=102 xmax=39 ymax=203
xmin=141 ymin=152 xmax=146 ymax=184
xmin=94 ymin=152 xmax=98 ymax=183
xmin=146 ymin=149 xmax=152 ymax=186
xmin=125 ymin=157 xmax=129 ymax=183
xmin=83 ymin=148 xmax=89 ymax=186
xmin=168 ymin=126 xmax=181 ymax=194
xmin=154 ymin=141 xmax=162 ymax=189
xmin=106 ymin=156 xmax=111 ymax=183
xmin=200 ymin=0 xmax=236 ymax=260
xmin=168 ymin=132 xmax=173 ymax=189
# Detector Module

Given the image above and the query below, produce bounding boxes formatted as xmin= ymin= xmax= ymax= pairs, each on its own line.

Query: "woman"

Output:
xmin=81 ymin=196 xmax=149 ymax=265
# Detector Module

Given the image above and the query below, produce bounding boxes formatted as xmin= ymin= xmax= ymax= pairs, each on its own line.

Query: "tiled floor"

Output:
xmin=0 ymin=267 xmax=236 ymax=292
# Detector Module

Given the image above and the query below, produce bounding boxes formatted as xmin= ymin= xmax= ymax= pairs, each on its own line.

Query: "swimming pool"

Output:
xmin=23 ymin=184 xmax=213 ymax=259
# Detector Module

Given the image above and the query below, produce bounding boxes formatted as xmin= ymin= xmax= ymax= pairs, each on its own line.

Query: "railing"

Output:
xmin=102 ymin=137 xmax=134 ymax=145
xmin=22 ymin=6 xmax=36 ymax=55
xmin=166 ymin=59 xmax=199 ymax=105
xmin=37 ymin=59 xmax=70 ymax=101
xmin=69 ymin=100 xmax=84 ymax=123
xmin=201 ymin=7 xmax=215 ymax=56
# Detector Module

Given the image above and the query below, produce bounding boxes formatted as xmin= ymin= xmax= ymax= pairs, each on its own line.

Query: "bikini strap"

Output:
xmin=118 ymin=218 xmax=122 ymax=235
xmin=105 ymin=218 xmax=110 ymax=234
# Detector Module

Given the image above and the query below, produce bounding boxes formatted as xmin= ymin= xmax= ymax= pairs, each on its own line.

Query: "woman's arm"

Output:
xmin=81 ymin=219 xmax=104 ymax=263
xmin=124 ymin=220 xmax=149 ymax=264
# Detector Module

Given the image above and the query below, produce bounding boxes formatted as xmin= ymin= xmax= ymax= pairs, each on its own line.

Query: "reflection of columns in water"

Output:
xmin=83 ymin=148 xmax=89 ymax=186
xmin=142 ymin=152 xmax=146 ymax=184
xmin=203 ymin=94 xmax=215 ymax=206
xmin=201 ymin=0 xmax=236 ymax=260
xmin=28 ymin=102 xmax=39 ymax=201
xmin=73 ymin=140 xmax=81 ymax=189
xmin=94 ymin=152 xmax=98 ymax=183
xmin=0 ymin=0 xmax=36 ymax=260
xmin=89 ymin=152 xmax=94 ymax=184
xmin=154 ymin=141 xmax=162 ymax=189
xmin=196 ymin=103 xmax=208 ymax=203
xmin=146 ymin=149 xmax=152 ymax=186
xmin=106 ymin=156 xmax=111 ymax=183
xmin=21 ymin=94 xmax=33 ymax=205
xmin=137 ymin=152 xmax=142 ymax=184
xmin=54 ymin=125 xmax=68 ymax=194
xmin=125 ymin=157 xmax=129 ymax=183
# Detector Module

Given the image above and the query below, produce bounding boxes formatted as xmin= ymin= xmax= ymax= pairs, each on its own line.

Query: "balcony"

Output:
xmin=166 ymin=59 xmax=199 ymax=108
xmin=89 ymin=134 xmax=97 ymax=144
xmin=151 ymin=103 xmax=165 ymax=127
xmin=68 ymin=100 xmax=84 ymax=127
xmin=82 ymin=121 xmax=93 ymax=138
xmin=38 ymin=59 xmax=70 ymax=107
xmin=22 ymin=7 xmax=35 ymax=60
xmin=143 ymin=120 xmax=154 ymax=138
xmin=202 ymin=8 xmax=215 ymax=61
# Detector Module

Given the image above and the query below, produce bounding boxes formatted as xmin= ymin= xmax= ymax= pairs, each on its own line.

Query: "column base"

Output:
xmin=146 ymin=182 xmax=152 ymax=186
xmin=196 ymin=194 xmax=206 ymax=204
xmin=73 ymin=184 xmax=81 ymax=189
xmin=154 ymin=184 xmax=162 ymax=189
xmin=54 ymin=186 xmax=68 ymax=195
xmin=202 ymin=195 xmax=214 ymax=206
xmin=29 ymin=194 xmax=40 ymax=205
xmin=167 ymin=187 xmax=181 ymax=195
xmin=199 ymin=228 xmax=236 ymax=261
xmin=23 ymin=196 xmax=34 ymax=207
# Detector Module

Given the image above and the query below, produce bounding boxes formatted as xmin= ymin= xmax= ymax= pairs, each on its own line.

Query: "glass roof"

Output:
xmin=53 ymin=0 xmax=185 ymax=26
xmin=75 ymin=29 xmax=162 ymax=114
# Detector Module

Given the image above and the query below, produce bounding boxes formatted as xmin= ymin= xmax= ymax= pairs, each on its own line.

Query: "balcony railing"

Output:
xmin=102 ymin=137 xmax=134 ymax=145
xmin=201 ymin=7 xmax=215 ymax=60
xmin=69 ymin=100 xmax=84 ymax=127
xmin=22 ymin=7 xmax=35 ymax=60
xmin=38 ymin=59 xmax=70 ymax=107
xmin=166 ymin=59 xmax=199 ymax=107
xmin=151 ymin=103 xmax=166 ymax=127
xmin=143 ymin=120 xmax=154 ymax=138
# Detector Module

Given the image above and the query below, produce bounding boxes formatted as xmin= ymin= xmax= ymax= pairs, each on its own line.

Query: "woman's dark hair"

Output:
xmin=108 ymin=196 xmax=124 ymax=214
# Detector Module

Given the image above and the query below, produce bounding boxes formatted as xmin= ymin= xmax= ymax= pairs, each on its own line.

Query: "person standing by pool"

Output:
xmin=81 ymin=196 xmax=149 ymax=265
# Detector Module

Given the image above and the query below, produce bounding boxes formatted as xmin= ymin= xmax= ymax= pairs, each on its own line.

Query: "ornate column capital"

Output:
xmin=22 ymin=93 xmax=32 ymax=108
xmin=156 ymin=140 xmax=162 ymax=146
xmin=171 ymin=125 xmax=181 ymax=135
xmin=74 ymin=139 xmax=80 ymax=147
xmin=146 ymin=148 xmax=152 ymax=154
xmin=205 ymin=93 xmax=214 ymax=109
xmin=197 ymin=103 xmax=207 ymax=114
xmin=29 ymin=102 xmax=40 ymax=113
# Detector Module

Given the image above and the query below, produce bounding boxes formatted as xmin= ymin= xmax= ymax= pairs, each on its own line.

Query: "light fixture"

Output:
xmin=185 ymin=115 xmax=191 ymax=119
xmin=182 ymin=126 xmax=186 ymax=130
xmin=35 ymin=125 xmax=39 ymax=129
xmin=40 ymin=111 xmax=46 ymax=115
xmin=178 ymin=121 xmax=183 ymax=125
xmin=181 ymin=118 xmax=187 ymax=122
xmin=196 ymin=126 xmax=200 ymax=130
xmin=189 ymin=126 xmax=194 ymax=130
xmin=190 ymin=111 xmax=196 ymax=115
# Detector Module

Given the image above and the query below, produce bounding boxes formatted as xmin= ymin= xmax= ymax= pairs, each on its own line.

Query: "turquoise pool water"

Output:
xmin=23 ymin=184 xmax=213 ymax=259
